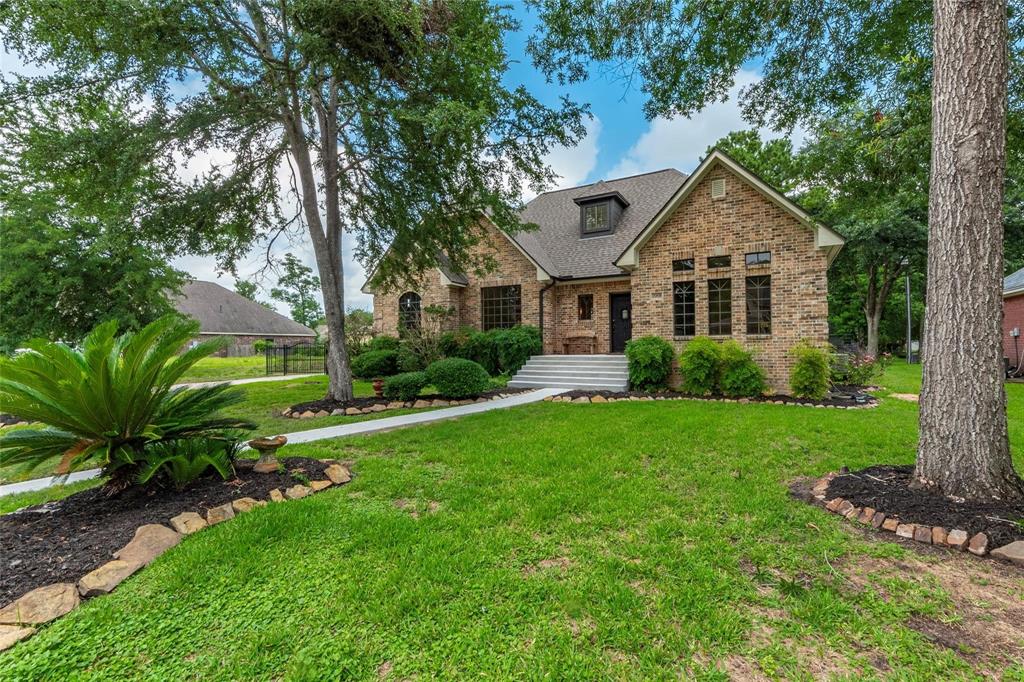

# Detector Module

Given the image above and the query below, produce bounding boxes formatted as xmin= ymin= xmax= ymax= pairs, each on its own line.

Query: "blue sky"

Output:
xmin=4 ymin=5 xmax=795 ymax=314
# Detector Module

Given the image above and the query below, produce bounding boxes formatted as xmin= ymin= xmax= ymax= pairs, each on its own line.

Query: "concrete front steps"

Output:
xmin=508 ymin=354 xmax=629 ymax=391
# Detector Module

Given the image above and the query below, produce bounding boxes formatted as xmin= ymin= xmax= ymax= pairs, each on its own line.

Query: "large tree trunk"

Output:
xmin=865 ymin=309 xmax=882 ymax=358
xmin=280 ymin=87 xmax=354 ymax=402
xmin=913 ymin=0 xmax=1023 ymax=501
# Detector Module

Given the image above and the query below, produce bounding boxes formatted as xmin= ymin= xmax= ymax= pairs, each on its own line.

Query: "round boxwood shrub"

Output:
xmin=350 ymin=349 xmax=399 ymax=379
xmin=789 ymin=340 xmax=830 ymax=400
xmin=426 ymin=358 xmax=491 ymax=398
xmin=367 ymin=335 xmax=400 ymax=352
xmin=383 ymin=371 xmax=428 ymax=401
xmin=495 ymin=325 xmax=542 ymax=374
xmin=678 ymin=336 xmax=721 ymax=396
xmin=718 ymin=340 xmax=767 ymax=397
xmin=624 ymin=336 xmax=675 ymax=390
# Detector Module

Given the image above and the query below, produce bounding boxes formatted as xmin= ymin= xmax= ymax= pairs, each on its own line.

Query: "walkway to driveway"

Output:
xmin=0 ymin=387 xmax=564 ymax=498
xmin=174 ymin=374 xmax=319 ymax=389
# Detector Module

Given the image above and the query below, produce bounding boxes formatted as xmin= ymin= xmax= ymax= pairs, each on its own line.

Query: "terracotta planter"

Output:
xmin=372 ymin=378 xmax=385 ymax=397
xmin=248 ymin=435 xmax=288 ymax=473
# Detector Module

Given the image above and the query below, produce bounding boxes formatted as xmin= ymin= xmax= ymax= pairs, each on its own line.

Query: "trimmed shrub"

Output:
xmin=367 ymin=335 xmax=400 ymax=352
xmin=397 ymin=343 xmax=426 ymax=373
xmin=426 ymin=358 xmax=491 ymax=398
xmin=252 ymin=339 xmax=272 ymax=355
xmin=790 ymin=341 xmax=831 ymax=399
xmin=718 ymin=340 xmax=767 ymax=397
xmin=350 ymin=349 xmax=399 ymax=379
xmin=457 ymin=330 xmax=500 ymax=375
xmin=678 ymin=336 xmax=721 ymax=395
xmin=383 ymin=371 xmax=428 ymax=401
xmin=624 ymin=336 xmax=675 ymax=390
xmin=495 ymin=325 xmax=542 ymax=374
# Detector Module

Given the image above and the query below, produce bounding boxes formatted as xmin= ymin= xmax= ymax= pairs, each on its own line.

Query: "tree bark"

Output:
xmin=914 ymin=0 xmax=1023 ymax=501
xmin=280 ymin=83 xmax=353 ymax=402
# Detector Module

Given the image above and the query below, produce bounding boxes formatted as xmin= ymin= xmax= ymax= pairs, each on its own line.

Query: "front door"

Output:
xmin=609 ymin=293 xmax=632 ymax=353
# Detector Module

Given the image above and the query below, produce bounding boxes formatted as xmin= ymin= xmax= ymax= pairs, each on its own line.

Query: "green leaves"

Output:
xmin=0 ymin=315 xmax=255 ymax=484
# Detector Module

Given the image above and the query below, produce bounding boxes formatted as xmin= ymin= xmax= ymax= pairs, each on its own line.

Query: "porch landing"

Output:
xmin=508 ymin=354 xmax=629 ymax=391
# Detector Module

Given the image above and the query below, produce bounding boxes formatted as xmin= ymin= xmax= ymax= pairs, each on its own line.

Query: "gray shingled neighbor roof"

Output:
xmin=512 ymin=169 xmax=687 ymax=279
xmin=173 ymin=280 xmax=316 ymax=336
xmin=1006 ymin=266 xmax=1024 ymax=295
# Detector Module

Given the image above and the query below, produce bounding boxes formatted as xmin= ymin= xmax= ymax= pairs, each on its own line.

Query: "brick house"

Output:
xmin=1005 ymin=267 xmax=1024 ymax=372
xmin=173 ymin=280 xmax=316 ymax=356
xmin=365 ymin=150 xmax=845 ymax=391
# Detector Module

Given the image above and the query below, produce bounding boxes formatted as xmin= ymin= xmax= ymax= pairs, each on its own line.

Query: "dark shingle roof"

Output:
xmin=513 ymin=169 xmax=687 ymax=279
xmin=173 ymin=280 xmax=316 ymax=336
xmin=1006 ymin=266 xmax=1024 ymax=295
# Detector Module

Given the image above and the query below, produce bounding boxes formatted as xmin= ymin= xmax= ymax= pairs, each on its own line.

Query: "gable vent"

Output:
xmin=710 ymin=178 xmax=726 ymax=199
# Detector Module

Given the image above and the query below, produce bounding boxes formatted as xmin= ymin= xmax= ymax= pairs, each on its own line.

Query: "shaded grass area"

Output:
xmin=0 ymin=479 xmax=101 ymax=515
xmin=3 ymin=367 xmax=1023 ymax=679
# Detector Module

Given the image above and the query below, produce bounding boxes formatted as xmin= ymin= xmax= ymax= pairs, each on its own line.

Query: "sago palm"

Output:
xmin=0 ymin=315 xmax=256 ymax=493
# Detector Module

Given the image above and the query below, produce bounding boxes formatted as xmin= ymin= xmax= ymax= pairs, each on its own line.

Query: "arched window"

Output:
xmin=398 ymin=292 xmax=421 ymax=330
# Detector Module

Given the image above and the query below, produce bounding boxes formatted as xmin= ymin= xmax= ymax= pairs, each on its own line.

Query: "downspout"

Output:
xmin=538 ymin=278 xmax=558 ymax=354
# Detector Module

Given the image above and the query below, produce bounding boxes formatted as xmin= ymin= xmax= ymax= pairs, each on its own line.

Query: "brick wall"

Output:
xmin=1004 ymin=294 xmax=1024 ymax=368
xmin=631 ymin=162 xmax=831 ymax=391
xmin=372 ymin=219 xmax=543 ymax=336
xmin=545 ymin=279 xmax=632 ymax=354
xmin=373 ymin=268 xmax=462 ymax=336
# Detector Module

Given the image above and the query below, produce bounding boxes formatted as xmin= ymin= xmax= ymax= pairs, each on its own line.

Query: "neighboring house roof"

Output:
xmin=514 ymin=169 xmax=687 ymax=279
xmin=1006 ymin=266 xmax=1024 ymax=298
xmin=173 ymin=280 xmax=316 ymax=337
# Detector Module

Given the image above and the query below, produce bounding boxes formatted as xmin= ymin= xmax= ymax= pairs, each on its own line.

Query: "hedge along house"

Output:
xmin=173 ymin=280 xmax=316 ymax=356
xmin=364 ymin=150 xmax=845 ymax=391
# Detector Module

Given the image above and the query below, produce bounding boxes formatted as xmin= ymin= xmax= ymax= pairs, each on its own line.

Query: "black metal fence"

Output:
xmin=265 ymin=342 xmax=327 ymax=376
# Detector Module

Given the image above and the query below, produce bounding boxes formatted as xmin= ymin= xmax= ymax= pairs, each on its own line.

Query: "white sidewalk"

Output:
xmin=0 ymin=387 xmax=564 ymax=498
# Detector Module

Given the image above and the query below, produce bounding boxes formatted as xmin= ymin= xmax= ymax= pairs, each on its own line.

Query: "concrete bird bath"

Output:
xmin=248 ymin=435 xmax=287 ymax=473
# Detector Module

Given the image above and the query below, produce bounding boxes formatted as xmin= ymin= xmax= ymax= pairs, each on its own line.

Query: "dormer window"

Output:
xmin=583 ymin=202 xmax=611 ymax=234
xmin=574 ymin=190 xmax=629 ymax=238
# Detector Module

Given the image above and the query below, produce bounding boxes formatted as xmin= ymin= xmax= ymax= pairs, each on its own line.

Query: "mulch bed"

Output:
xmin=289 ymin=387 xmax=533 ymax=414
xmin=0 ymin=457 xmax=329 ymax=606
xmin=558 ymin=384 xmax=876 ymax=407
xmin=825 ymin=465 xmax=1024 ymax=548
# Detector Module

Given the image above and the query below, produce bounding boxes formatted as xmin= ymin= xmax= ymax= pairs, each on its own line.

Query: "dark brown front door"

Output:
xmin=609 ymin=293 xmax=632 ymax=353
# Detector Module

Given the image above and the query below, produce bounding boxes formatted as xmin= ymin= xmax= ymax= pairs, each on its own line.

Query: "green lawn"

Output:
xmin=177 ymin=355 xmax=269 ymax=383
xmin=3 ymin=367 xmax=1023 ymax=679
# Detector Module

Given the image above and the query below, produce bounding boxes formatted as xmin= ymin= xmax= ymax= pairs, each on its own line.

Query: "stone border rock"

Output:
xmin=283 ymin=393 xmax=521 ymax=419
xmin=812 ymin=472 xmax=1024 ymax=567
xmin=545 ymin=394 xmax=879 ymax=410
xmin=0 ymin=461 xmax=353 ymax=653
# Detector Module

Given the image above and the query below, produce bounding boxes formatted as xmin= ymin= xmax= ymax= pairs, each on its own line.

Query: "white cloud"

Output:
xmin=606 ymin=70 xmax=804 ymax=178
xmin=546 ymin=116 xmax=602 ymax=190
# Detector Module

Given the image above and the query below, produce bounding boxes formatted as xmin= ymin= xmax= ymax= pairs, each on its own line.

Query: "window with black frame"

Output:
xmin=708 ymin=278 xmax=732 ymax=335
xmin=481 ymin=285 xmax=521 ymax=330
xmin=745 ymin=275 xmax=771 ymax=334
xmin=673 ymin=282 xmax=695 ymax=336
xmin=578 ymin=294 xmax=593 ymax=320
xmin=398 ymin=292 xmax=421 ymax=330
xmin=582 ymin=202 xmax=611 ymax=234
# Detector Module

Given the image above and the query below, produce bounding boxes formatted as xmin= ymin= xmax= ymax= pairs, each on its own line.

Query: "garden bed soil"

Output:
xmin=289 ymin=387 xmax=533 ymax=414
xmin=0 ymin=413 xmax=24 ymax=427
xmin=558 ymin=385 xmax=876 ymax=407
xmin=825 ymin=465 xmax=1024 ymax=548
xmin=0 ymin=457 xmax=330 ymax=606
